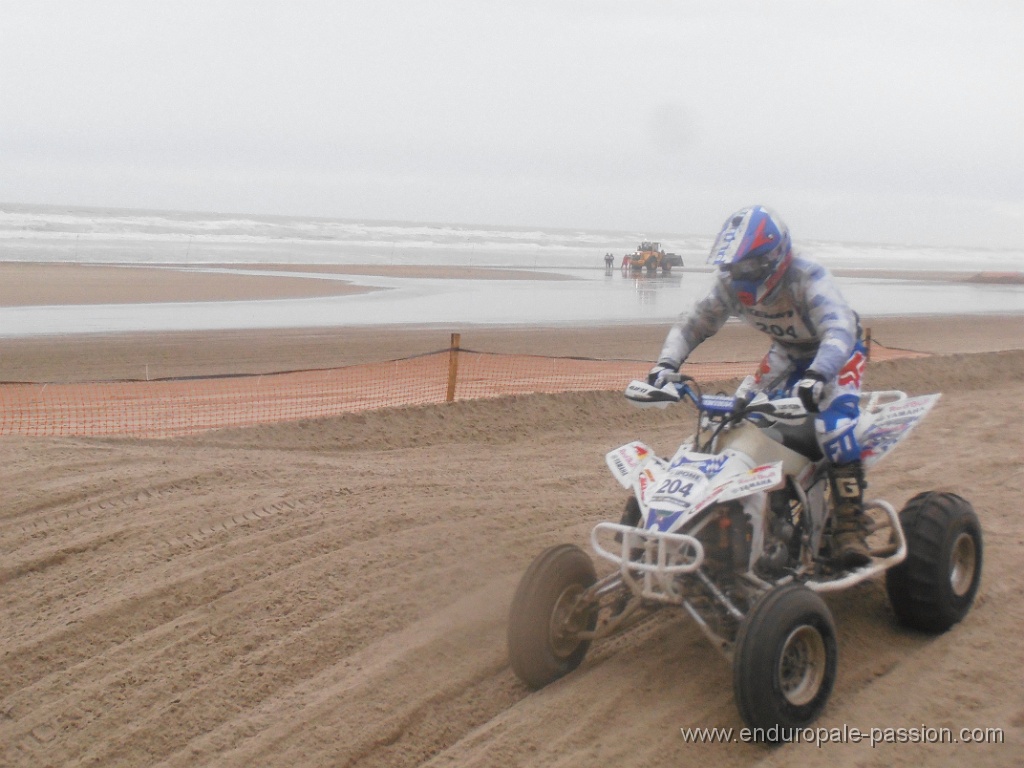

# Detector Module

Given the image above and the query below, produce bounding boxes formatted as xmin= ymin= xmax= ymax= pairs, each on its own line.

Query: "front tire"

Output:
xmin=620 ymin=496 xmax=641 ymax=528
xmin=885 ymin=491 xmax=982 ymax=632
xmin=614 ymin=496 xmax=646 ymax=562
xmin=733 ymin=584 xmax=838 ymax=738
xmin=508 ymin=544 xmax=597 ymax=689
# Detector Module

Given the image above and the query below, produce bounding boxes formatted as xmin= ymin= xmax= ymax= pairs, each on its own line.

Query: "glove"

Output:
xmin=731 ymin=375 xmax=756 ymax=419
xmin=647 ymin=363 xmax=677 ymax=388
xmin=730 ymin=391 xmax=753 ymax=421
xmin=794 ymin=370 xmax=827 ymax=413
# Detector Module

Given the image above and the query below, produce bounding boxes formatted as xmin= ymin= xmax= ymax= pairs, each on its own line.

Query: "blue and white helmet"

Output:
xmin=709 ymin=205 xmax=793 ymax=306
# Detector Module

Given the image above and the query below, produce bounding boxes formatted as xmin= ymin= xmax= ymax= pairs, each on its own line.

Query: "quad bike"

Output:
xmin=507 ymin=374 xmax=982 ymax=737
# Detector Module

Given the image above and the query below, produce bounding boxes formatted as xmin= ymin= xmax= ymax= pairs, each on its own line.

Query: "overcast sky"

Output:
xmin=2 ymin=1 xmax=1022 ymax=248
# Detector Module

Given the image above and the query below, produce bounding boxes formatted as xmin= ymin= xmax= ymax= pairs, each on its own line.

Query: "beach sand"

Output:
xmin=0 ymin=262 xmax=572 ymax=308
xmin=1 ymin=261 xmax=1021 ymax=382
xmin=1 ymin=264 xmax=1022 ymax=766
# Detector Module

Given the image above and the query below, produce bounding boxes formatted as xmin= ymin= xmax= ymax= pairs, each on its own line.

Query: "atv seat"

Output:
xmin=763 ymin=420 xmax=823 ymax=461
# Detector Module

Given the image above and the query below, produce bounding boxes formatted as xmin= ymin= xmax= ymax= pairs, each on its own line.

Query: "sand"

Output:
xmin=0 ymin=262 xmax=571 ymax=308
xmin=1 ymin=264 xmax=1023 ymax=766
xmin=1 ymin=260 xmax=1021 ymax=382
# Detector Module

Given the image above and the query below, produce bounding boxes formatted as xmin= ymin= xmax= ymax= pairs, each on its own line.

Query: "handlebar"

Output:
xmin=626 ymin=374 xmax=810 ymax=423
xmin=626 ymin=373 xmax=811 ymax=454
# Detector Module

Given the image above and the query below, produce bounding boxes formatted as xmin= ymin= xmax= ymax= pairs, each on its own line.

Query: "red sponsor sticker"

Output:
xmin=838 ymin=351 xmax=866 ymax=388
xmin=753 ymin=354 xmax=773 ymax=384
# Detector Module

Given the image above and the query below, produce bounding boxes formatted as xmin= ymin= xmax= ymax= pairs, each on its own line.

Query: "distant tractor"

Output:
xmin=625 ymin=241 xmax=683 ymax=275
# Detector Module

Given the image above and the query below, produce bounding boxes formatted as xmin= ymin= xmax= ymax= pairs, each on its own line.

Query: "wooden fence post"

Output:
xmin=446 ymin=333 xmax=461 ymax=402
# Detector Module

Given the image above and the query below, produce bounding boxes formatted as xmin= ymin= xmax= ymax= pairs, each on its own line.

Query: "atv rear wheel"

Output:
xmin=508 ymin=544 xmax=598 ymax=689
xmin=885 ymin=491 xmax=982 ymax=632
xmin=733 ymin=583 xmax=838 ymax=737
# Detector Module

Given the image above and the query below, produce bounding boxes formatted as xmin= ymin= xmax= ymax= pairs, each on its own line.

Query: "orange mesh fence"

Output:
xmin=0 ymin=335 xmax=928 ymax=439
xmin=1 ymin=354 xmax=447 ymax=439
xmin=450 ymin=351 xmax=754 ymax=401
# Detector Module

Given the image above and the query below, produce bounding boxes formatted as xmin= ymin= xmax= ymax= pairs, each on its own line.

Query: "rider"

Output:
xmin=647 ymin=205 xmax=871 ymax=567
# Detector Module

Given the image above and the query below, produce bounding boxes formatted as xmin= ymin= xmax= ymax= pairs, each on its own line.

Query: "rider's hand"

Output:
xmin=794 ymin=370 xmax=827 ymax=413
xmin=731 ymin=391 xmax=753 ymax=421
xmin=647 ymin=363 xmax=677 ymax=388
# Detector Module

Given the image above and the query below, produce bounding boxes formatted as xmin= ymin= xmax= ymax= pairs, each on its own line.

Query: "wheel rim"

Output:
xmin=778 ymin=625 xmax=827 ymax=707
xmin=549 ymin=584 xmax=586 ymax=658
xmin=950 ymin=532 xmax=978 ymax=598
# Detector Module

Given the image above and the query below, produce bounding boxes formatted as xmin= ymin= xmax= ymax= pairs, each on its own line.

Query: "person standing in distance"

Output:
xmin=648 ymin=205 xmax=871 ymax=567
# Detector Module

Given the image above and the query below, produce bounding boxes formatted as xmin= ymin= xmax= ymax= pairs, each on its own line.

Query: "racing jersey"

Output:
xmin=657 ymin=255 xmax=860 ymax=387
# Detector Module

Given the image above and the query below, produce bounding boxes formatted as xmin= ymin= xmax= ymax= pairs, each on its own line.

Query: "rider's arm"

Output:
xmin=657 ymin=282 xmax=733 ymax=369
xmin=745 ymin=343 xmax=796 ymax=395
xmin=799 ymin=261 xmax=859 ymax=380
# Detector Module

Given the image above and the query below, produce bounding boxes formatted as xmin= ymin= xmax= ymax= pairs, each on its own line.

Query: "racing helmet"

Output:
xmin=710 ymin=205 xmax=793 ymax=306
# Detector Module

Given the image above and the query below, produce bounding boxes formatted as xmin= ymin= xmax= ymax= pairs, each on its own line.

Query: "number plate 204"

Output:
xmin=647 ymin=468 xmax=709 ymax=512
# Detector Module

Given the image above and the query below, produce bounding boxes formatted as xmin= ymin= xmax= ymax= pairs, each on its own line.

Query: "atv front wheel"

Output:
xmin=733 ymin=583 xmax=838 ymax=737
xmin=885 ymin=491 xmax=982 ymax=632
xmin=614 ymin=496 xmax=645 ymax=562
xmin=620 ymin=496 xmax=642 ymax=528
xmin=508 ymin=544 xmax=597 ymax=689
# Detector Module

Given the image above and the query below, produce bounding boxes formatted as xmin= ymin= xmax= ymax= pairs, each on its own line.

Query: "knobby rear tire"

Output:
xmin=885 ymin=491 xmax=982 ymax=632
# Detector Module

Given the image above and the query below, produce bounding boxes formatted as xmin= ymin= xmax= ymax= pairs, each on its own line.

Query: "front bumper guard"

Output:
xmin=591 ymin=522 xmax=705 ymax=603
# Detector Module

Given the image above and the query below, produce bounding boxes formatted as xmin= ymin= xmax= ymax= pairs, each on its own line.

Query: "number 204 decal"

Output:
xmin=656 ymin=478 xmax=695 ymax=497
xmin=753 ymin=321 xmax=800 ymax=340
xmin=649 ymin=471 xmax=709 ymax=510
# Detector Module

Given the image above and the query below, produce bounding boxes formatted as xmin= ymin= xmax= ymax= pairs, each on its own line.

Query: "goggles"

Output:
xmin=721 ymin=256 xmax=773 ymax=282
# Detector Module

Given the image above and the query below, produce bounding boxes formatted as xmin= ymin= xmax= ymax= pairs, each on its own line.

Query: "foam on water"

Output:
xmin=5 ymin=203 xmax=1022 ymax=271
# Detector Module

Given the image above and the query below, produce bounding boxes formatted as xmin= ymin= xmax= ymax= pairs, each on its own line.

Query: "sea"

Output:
xmin=1 ymin=203 xmax=1022 ymax=337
